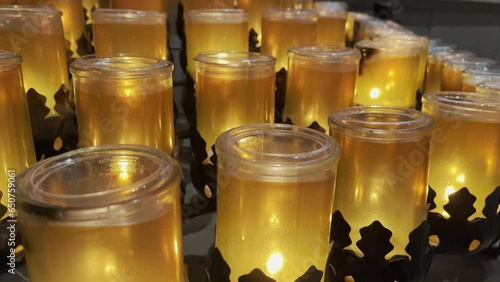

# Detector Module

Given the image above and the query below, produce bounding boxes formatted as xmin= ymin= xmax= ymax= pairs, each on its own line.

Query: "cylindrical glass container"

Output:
xmin=216 ymin=123 xmax=341 ymax=281
xmin=329 ymin=106 xmax=434 ymax=258
xmin=422 ymin=92 xmax=500 ymax=219
xmin=354 ymin=39 xmax=422 ymax=107
xmin=477 ymin=79 xmax=500 ymax=94
xmin=185 ymin=9 xmax=247 ymax=77
xmin=424 ymin=46 xmax=466 ymax=94
xmin=18 ymin=0 xmax=86 ymax=58
xmin=237 ymin=0 xmax=280 ymax=45
xmin=441 ymin=57 xmax=496 ymax=91
xmin=109 ymin=0 xmax=167 ymax=12
xmin=183 ymin=0 xmax=235 ymax=13
xmin=285 ymin=45 xmax=360 ymax=129
xmin=70 ymin=54 xmax=175 ymax=155
xmin=462 ymin=66 xmax=500 ymax=92
xmin=18 ymin=145 xmax=185 ymax=282
xmin=194 ymin=51 xmax=276 ymax=152
xmin=261 ymin=9 xmax=318 ymax=71
xmin=0 ymin=51 xmax=36 ymax=212
xmin=345 ymin=12 xmax=373 ymax=47
xmin=314 ymin=2 xmax=347 ymax=46
xmin=93 ymin=9 xmax=168 ymax=60
xmin=0 ymin=6 xmax=70 ymax=117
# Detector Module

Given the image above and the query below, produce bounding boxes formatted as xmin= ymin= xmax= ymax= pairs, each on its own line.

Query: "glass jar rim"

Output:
xmin=17 ymin=145 xmax=182 ymax=212
xmin=194 ymin=51 xmax=276 ymax=69
xmin=0 ymin=50 xmax=21 ymax=70
xmin=376 ymin=35 xmax=430 ymax=49
xmin=262 ymin=9 xmax=318 ymax=21
xmin=329 ymin=106 xmax=434 ymax=142
xmin=186 ymin=9 xmax=247 ymax=23
xmin=423 ymin=92 xmax=500 ymax=118
xmin=477 ymin=79 xmax=500 ymax=93
xmin=0 ymin=5 xmax=60 ymax=17
xmin=70 ymin=54 xmax=173 ymax=80
xmin=355 ymin=39 xmax=423 ymax=55
xmin=288 ymin=45 xmax=360 ymax=62
xmin=314 ymin=1 xmax=348 ymax=12
xmin=92 ymin=8 xmax=167 ymax=24
xmin=216 ymin=123 xmax=341 ymax=169
xmin=429 ymin=43 xmax=457 ymax=53
xmin=464 ymin=65 xmax=500 ymax=76
xmin=445 ymin=57 xmax=496 ymax=69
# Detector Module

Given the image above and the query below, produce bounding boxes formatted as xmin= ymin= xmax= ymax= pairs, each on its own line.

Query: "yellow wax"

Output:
xmin=354 ymin=50 xmax=420 ymax=107
xmin=216 ymin=174 xmax=335 ymax=281
xmin=0 ymin=29 xmax=69 ymax=116
xmin=424 ymin=58 xmax=444 ymax=94
xmin=331 ymin=133 xmax=430 ymax=258
xmin=75 ymin=78 xmax=175 ymax=155
xmin=316 ymin=15 xmax=347 ymax=46
xmin=441 ymin=66 xmax=463 ymax=91
xmin=94 ymin=17 xmax=168 ymax=60
xmin=196 ymin=72 xmax=275 ymax=150
xmin=422 ymin=106 xmax=500 ymax=219
xmin=109 ymin=0 xmax=167 ymax=12
xmin=185 ymin=15 xmax=247 ymax=77
xmin=237 ymin=0 xmax=281 ymax=44
xmin=20 ymin=187 xmax=184 ymax=282
xmin=261 ymin=15 xmax=317 ymax=71
xmin=0 ymin=65 xmax=36 ymax=211
xmin=285 ymin=61 xmax=358 ymax=129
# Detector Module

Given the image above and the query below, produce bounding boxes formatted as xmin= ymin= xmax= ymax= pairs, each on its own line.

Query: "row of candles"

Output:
xmin=0 ymin=0 xmax=499 ymax=281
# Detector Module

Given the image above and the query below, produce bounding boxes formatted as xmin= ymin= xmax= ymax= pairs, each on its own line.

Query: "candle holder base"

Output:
xmin=327 ymin=211 xmax=435 ymax=282
xmin=204 ymin=248 xmax=325 ymax=282
xmin=427 ymin=186 xmax=500 ymax=254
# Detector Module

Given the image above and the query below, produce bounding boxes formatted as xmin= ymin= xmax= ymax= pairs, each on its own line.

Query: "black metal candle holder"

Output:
xmin=427 ymin=186 xmax=500 ymax=254
xmin=327 ymin=211 xmax=435 ymax=282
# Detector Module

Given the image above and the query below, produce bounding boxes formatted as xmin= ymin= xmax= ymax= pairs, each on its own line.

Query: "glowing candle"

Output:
xmin=354 ymin=39 xmax=422 ymax=107
xmin=194 ymin=51 xmax=275 ymax=152
xmin=216 ymin=124 xmax=341 ymax=281
xmin=109 ymin=0 xmax=167 ymax=12
xmin=18 ymin=145 xmax=185 ymax=282
xmin=285 ymin=45 xmax=360 ymax=129
xmin=93 ymin=9 xmax=168 ymax=60
xmin=0 ymin=51 xmax=36 ymax=212
xmin=422 ymin=92 xmax=500 ymax=219
xmin=185 ymin=9 xmax=247 ymax=77
xmin=261 ymin=9 xmax=318 ymax=71
xmin=314 ymin=2 xmax=347 ymax=46
xmin=0 ymin=6 xmax=70 ymax=117
xmin=329 ymin=106 xmax=434 ymax=257
xmin=424 ymin=45 xmax=463 ymax=94
xmin=70 ymin=54 xmax=176 ymax=155
xmin=237 ymin=0 xmax=281 ymax=45
xmin=476 ymin=79 xmax=500 ymax=94
xmin=441 ymin=57 xmax=496 ymax=91
xmin=461 ymin=66 xmax=500 ymax=92
xmin=19 ymin=0 xmax=86 ymax=58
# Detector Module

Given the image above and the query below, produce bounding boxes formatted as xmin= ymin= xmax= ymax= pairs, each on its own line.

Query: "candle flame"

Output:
xmin=369 ymin=88 xmax=380 ymax=99
xmin=266 ymin=252 xmax=284 ymax=275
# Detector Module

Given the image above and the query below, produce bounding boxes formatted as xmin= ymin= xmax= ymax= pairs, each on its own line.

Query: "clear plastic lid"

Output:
xmin=444 ymin=56 xmax=496 ymax=71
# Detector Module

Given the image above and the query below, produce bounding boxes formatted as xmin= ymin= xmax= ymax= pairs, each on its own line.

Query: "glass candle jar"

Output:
xmin=424 ymin=46 xmax=467 ymax=94
xmin=442 ymin=57 xmax=496 ymax=91
xmin=314 ymin=2 xmax=347 ymax=46
xmin=261 ymin=9 xmax=318 ymax=71
xmin=285 ymin=45 xmax=360 ymax=129
xmin=110 ymin=0 xmax=167 ymax=12
xmin=354 ymin=39 xmax=422 ymax=108
xmin=462 ymin=66 xmax=500 ymax=92
xmin=422 ymin=92 xmax=500 ymax=219
xmin=194 ymin=51 xmax=276 ymax=152
xmin=70 ymin=54 xmax=175 ymax=155
xmin=476 ymin=79 xmax=500 ymax=94
xmin=329 ymin=106 xmax=434 ymax=258
xmin=216 ymin=123 xmax=341 ymax=281
xmin=345 ymin=12 xmax=373 ymax=47
xmin=17 ymin=145 xmax=185 ymax=282
xmin=237 ymin=0 xmax=280 ymax=45
xmin=0 ymin=6 xmax=70 ymax=117
xmin=185 ymin=9 xmax=248 ymax=77
xmin=93 ymin=9 xmax=168 ymax=60
xmin=18 ymin=0 xmax=86 ymax=58
xmin=0 ymin=51 xmax=36 ymax=212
